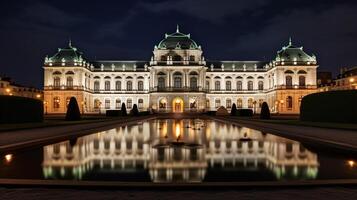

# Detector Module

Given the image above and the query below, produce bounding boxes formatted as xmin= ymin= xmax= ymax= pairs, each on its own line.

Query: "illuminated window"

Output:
xmin=287 ymin=96 xmax=293 ymax=109
xmin=53 ymin=97 xmax=60 ymax=109
xmin=115 ymin=81 xmax=121 ymax=91
xmin=226 ymin=81 xmax=231 ymax=91
xmin=215 ymin=81 xmax=220 ymax=90
xmin=115 ymin=99 xmax=121 ymax=109
xmin=105 ymin=81 xmax=111 ymax=91
xmin=215 ymin=99 xmax=221 ymax=108
xmin=94 ymin=99 xmax=100 ymax=109
xmin=237 ymin=98 xmax=243 ymax=108
xmin=237 ymin=81 xmax=242 ymax=91
xmin=248 ymin=98 xmax=253 ymax=108
xmin=127 ymin=99 xmax=132 ymax=109
xmin=138 ymin=81 xmax=144 ymax=91
xmin=126 ymin=81 xmax=132 ymax=91
xmin=226 ymin=99 xmax=232 ymax=108
xmin=138 ymin=99 xmax=144 ymax=109
xmin=105 ymin=99 xmax=110 ymax=109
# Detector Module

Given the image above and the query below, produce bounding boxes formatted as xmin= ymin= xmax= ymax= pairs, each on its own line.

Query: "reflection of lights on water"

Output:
xmin=5 ymin=154 xmax=13 ymax=163
xmin=175 ymin=123 xmax=181 ymax=141
xmin=347 ymin=160 xmax=355 ymax=167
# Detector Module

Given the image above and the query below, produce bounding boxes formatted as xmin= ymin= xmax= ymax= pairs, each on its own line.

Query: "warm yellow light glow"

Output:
xmin=175 ymin=99 xmax=181 ymax=104
xmin=5 ymin=154 xmax=13 ymax=163
xmin=36 ymin=94 xmax=41 ymax=98
xmin=175 ymin=123 xmax=181 ymax=140
xmin=349 ymin=78 xmax=355 ymax=83
xmin=5 ymin=88 xmax=10 ymax=93
xmin=280 ymin=100 xmax=284 ymax=104
xmin=347 ymin=160 xmax=355 ymax=167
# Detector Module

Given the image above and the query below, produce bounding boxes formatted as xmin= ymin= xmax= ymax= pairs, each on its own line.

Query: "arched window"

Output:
xmin=53 ymin=97 xmax=60 ymax=109
xmin=174 ymin=77 xmax=182 ymax=88
xmin=138 ymin=99 xmax=144 ymax=109
xmin=105 ymin=99 xmax=110 ymax=109
xmin=105 ymin=81 xmax=111 ymax=91
xmin=226 ymin=99 xmax=232 ymax=108
xmin=94 ymin=99 xmax=101 ymax=109
xmin=287 ymin=96 xmax=293 ymax=109
xmin=66 ymin=77 xmax=73 ymax=88
xmin=138 ymin=81 xmax=144 ymax=91
xmin=248 ymin=81 xmax=253 ymax=91
xmin=158 ymin=77 xmax=165 ymax=88
xmin=54 ymin=77 xmax=61 ymax=88
xmin=248 ymin=98 xmax=253 ymax=108
xmin=237 ymin=81 xmax=242 ymax=91
xmin=215 ymin=81 xmax=220 ymax=90
xmin=215 ymin=99 xmax=221 ymax=108
xmin=237 ymin=98 xmax=243 ymax=108
xmin=189 ymin=55 xmax=195 ymax=61
xmin=286 ymin=76 xmax=292 ymax=88
xmin=161 ymin=55 xmax=167 ymax=61
xmin=299 ymin=76 xmax=306 ymax=87
xmin=258 ymin=81 xmax=264 ymax=90
xmin=115 ymin=81 xmax=121 ymax=91
xmin=226 ymin=81 xmax=231 ymax=91
xmin=115 ymin=99 xmax=121 ymax=109
xmin=190 ymin=77 xmax=197 ymax=88
xmin=126 ymin=81 xmax=132 ymax=91
xmin=94 ymin=81 xmax=100 ymax=91
xmin=127 ymin=99 xmax=132 ymax=109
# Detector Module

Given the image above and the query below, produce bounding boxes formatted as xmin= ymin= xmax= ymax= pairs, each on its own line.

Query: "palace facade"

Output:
xmin=43 ymin=26 xmax=318 ymax=114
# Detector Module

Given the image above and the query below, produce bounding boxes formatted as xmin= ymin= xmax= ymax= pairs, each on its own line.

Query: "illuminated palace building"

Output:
xmin=43 ymin=26 xmax=318 ymax=114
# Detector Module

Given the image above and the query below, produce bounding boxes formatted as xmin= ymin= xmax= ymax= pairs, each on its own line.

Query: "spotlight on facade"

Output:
xmin=36 ymin=94 xmax=41 ymax=98
xmin=4 ymin=154 xmax=13 ymax=163
xmin=347 ymin=160 xmax=355 ymax=167
xmin=349 ymin=78 xmax=355 ymax=83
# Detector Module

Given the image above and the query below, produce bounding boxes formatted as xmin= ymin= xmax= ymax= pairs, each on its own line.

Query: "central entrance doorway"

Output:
xmin=172 ymin=97 xmax=184 ymax=113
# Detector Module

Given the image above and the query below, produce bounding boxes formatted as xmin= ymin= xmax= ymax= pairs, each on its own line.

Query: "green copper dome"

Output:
xmin=45 ymin=40 xmax=86 ymax=65
xmin=275 ymin=38 xmax=316 ymax=64
xmin=157 ymin=25 xmax=200 ymax=50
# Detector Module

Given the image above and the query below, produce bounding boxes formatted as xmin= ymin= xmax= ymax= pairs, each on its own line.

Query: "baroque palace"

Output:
xmin=43 ymin=26 xmax=318 ymax=114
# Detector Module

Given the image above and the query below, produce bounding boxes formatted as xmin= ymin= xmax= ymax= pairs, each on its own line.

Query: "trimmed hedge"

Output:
xmin=106 ymin=110 xmax=121 ymax=117
xmin=231 ymin=103 xmax=237 ymax=116
xmin=237 ymin=109 xmax=253 ymax=117
xmin=65 ymin=97 xmax=81 ymax=121
xmin=206 ymin=111 xmax=217 ymax=116
xmin=0 ymin=95 xmax=43 ymax=123
xmin=260 ymin=102 xmax=271 ymax=119
xmin=300 ymin=90 xmax=357 ymax=123
xmin=130 ymin=104 xmax=139 ymax=116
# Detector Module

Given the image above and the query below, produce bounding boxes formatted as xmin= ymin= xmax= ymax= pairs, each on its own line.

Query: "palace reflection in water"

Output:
xmin=42 ymin=119 xmax=319 ymax=182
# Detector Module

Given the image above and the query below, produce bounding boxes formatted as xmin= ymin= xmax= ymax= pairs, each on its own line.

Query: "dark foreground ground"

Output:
xmin=0 ymin=187 xmax=357 ymax=200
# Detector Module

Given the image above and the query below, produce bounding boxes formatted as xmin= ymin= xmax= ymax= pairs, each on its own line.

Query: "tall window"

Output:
xmin=174 ymin=77 xmax=182 ymax=88
xmin=66 ymin=77 xmax=73 ymax=88
xmin=126 ymin=81 xmax=132 ymax=91
xmin=105 ymin=81 xmax=111 ymax=91
xmin=158 ymin=77 xmax=165 ymax=88
xmin=237 ymin=98 xmax=243 ymax=108
xmin=206 ymin=81 xmax=210 ymax=90
xmin=215 ymin=99 xmax=221 ymax=108
xmin=206 ymin=99 xmax=210 ymax=108
xmin=138 ymin=99 xmax=144 ymax=109
xmin=105 ymin=99 xmax=110 ymax=109
xmin=248 ymin=98 xmax=253 ymax=108
xmin=258 ymin=81 xmax=264 ymax=90
xmin=287 ymin=96 xmax=293 ymax=109
xmin=115 ymin=99 xmax=121 ymax=109
xmin=248 ymin=81 xmax=253 ymax=91
xmin=299 ymin=76 xmax=306 ymax=87
xmin=190 ymin=77 xmax=197 ymax=88
xmin=53 ymin=97 xmax=60 ymax=109
xmin=66 ymin=97 xmax=70 ymax=108
xmin=286 ymin=76 xmax=292 ymax=88
xmin=226 ymin=99 xmax=232 ymax=108
xmin=215 ymin=81 xmax=220 ymax=90
xmin=127 ymin=99 xmax=132 ymax=109
xmin=115 ymin=81 xmax=121 ymax=91
xmin=54 ymin=77 xmax=60 ymax=88
xmin=94 ymin=81 xmax=100 ymax=91
xmin=237 ymin=81 xmax=242 ymax=91
xmin=138 ymin=81 xmax=144 ymax=91
xmin=226 ymin=81 xmax=231 ymax=91
xmin=94 ymin=99 xmax=100 ymax=109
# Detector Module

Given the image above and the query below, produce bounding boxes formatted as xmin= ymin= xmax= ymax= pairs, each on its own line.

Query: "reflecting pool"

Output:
xmin=1 ymin=119 xmax=357 ymax=183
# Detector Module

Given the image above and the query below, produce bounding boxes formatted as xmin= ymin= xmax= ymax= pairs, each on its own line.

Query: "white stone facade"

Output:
xmin=43 ymin=28 xmax=318 ymax=114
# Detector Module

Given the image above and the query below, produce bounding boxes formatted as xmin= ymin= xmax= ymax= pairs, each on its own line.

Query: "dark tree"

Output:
xmin=121 ymin=103 xmax=127 ymax=116
xmin=231 ymin=103 xmax=237 ymax=116
xmin=260 ymin=102 xmax=271 ymax=119
xmin=65 ymin=97 xmax=81 ymax=121
xmin=130 ymin=104 xmax=139 ymax=116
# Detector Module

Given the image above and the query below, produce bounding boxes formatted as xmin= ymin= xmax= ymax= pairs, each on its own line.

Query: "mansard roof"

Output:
xmin=274 ymin=38 xmax=317 ymax=65
xmin=206 ymin=61 xmax=270 ymax=71
xmin=45 ymin=40 xmax=86 ymax=64
xmin=156 ymin=25 xmax=201 ymax=50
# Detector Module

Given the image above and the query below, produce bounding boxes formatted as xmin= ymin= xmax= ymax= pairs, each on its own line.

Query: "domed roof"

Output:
xmin=45 ymin=40 xmax=86 ymax=64
xmin=274 ymin=38 xmax=316 ymax=64
xmin=156 ymin=25 xmax=201 ymax=50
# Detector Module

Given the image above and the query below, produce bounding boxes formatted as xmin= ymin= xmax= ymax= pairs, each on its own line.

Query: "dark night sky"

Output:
xmin=1 ymin=0 xmax=357 ymax=88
